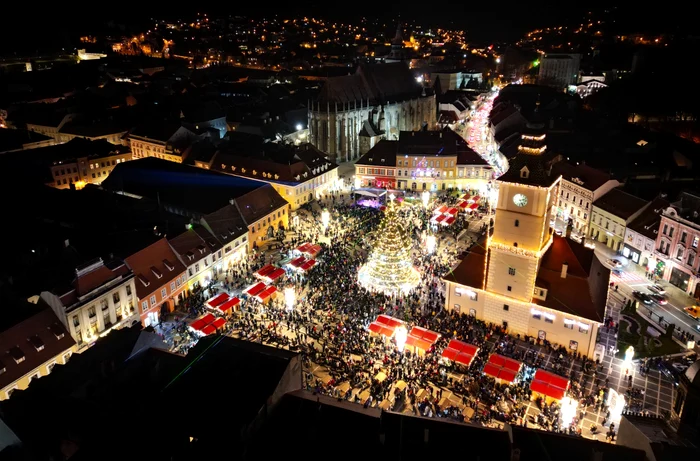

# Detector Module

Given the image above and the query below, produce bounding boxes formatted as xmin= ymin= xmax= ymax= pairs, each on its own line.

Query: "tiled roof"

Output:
xmin=201 ymin=204 xmax=248 ymax=246
xmin=593 ymin=188 xmax=649 ymax=221
xmin=627 ymin=197 xmax=669 ymax=240
xmin=316 ymin=63 xmax=425 ymax=105
xmin=124 ymin=238 xmax=186 ymax=300
xmin=57 ymin=258 xmax=132 ymax=309
xmin=233 ymin=184 xmax=288 ymax=226
xmin=498 ymin=153 xmax=558 ymax=187
xmin=553 ymin=162 xmax=613 ymax=192
xmin=356 ymin=140 xmax=398 ymax=167
xmin=442 ymin=241 xmax=488 ymax=288
xmin=0 ymin=308 xmax=75 ymax=390
xmin=534 ymin=236 xmax=610 ymax=323
xmin=168 ymin=226 xmax=215 ymax=267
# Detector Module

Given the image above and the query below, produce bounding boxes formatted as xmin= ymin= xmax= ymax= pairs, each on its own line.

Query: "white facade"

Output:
xmin=624 ymin=226 xmax=656 ymax=268
xmin=556 ymin=177 xmax=620 ymax=237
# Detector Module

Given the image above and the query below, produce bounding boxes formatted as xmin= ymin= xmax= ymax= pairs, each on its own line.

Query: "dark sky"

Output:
xmin=1 ymin=3 xmax=698 ymax=55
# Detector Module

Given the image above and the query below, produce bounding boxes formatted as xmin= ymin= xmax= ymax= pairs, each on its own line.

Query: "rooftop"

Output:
xmin=553 ymin=162 xmax=614 ymax=192
xmin=54 ymin=258 xmax=132 ymax=311
xmin=167 ymin=226 xmax=218 ymax=268
xmin=124 ymin=238 xmax=186 ymax=300
xmin=201 ymin=204 xmax=248 ymax=246
xmin=101 ymin=157 xmax=269 ymax=216
xmin=0 ymin=128 xmax=52 ymax=153
xmin=627 ymin=197 xmax=670 ymax=240
xmin=593 ymin=188 xmax=649 ymax=221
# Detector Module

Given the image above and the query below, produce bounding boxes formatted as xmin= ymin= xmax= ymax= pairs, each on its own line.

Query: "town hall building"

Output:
xmin=442 ymin=122 xmax=611 ymax=358
xmin=309 ymin=62 xmax=436 ymax=163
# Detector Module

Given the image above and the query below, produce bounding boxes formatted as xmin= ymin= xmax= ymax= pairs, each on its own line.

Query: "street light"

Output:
xmin=426 ymin=234 xmax=436 ymax=254
xmin=421 ymin=190 xmax=430 ymax=208
xmin=321 ymin=209 xmax=330 ymax=229
xmin=284 ymin=287 xmax=295 ymax=311
xmin=295 ymin=123 xmax=303 ymax=131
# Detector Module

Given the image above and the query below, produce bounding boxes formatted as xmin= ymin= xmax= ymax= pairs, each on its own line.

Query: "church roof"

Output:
xmin=316 ymin=63 xmax=424 ymax=105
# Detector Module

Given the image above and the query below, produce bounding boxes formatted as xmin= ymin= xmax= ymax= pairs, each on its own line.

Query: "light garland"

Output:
xmin=518 ymin=145 xmax=547 ymax=155
xmin=358 ymin=199 xmax=420 ymax=295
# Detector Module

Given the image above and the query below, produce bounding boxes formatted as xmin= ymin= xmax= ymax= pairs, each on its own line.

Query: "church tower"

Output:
xmin=386 ymin=23 xmax=405 ymax=63
xmin=485 ymin=121 xmax=560 ymax=302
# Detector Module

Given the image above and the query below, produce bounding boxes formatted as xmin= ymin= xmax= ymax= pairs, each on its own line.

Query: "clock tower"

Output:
xmin=485 ymin=122 xmax=560 ymax=302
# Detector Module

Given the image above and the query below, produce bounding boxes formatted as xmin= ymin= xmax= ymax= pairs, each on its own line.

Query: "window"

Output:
xmin=514 ymin=219 xmax=519 ymax=227
xmin=150 ymin=295 xmax=157 ymax=306
xmin=88 ymin=307 xmax=96 ymax=318
xmin=469 ymin=308 xmax=476 ymax=316
xmin=170 ymin=282 xmax=176 ymax=292
xmin=677 ymin=248 xmax=683 ymax=260
xmin=663 ymin=224 xmax=668 ymax=235
xmin=507 ymin=286 xmax=512 ymax=291
xmin=694 ymin=236 xmax=699 ymax=248
xmin=669 ymin=227 xmax=674 ymax=237
xmin=681 ymin=232 xmax=687 ymax=244
xmin=113 ymin=292 xmax=120 ymax=304
xmin=469 ymin=292 xmax=478 ymax=301
xmin=454 ymin=304 xmax=461 ymax=312
xmin=508 ymin=267 xmax=516 ymax=276
xmin=532 ymin=311 xmax=541 ymax=320
xmin=454 ymin=290 xmax=461 ymax=297
xmin=126 ymin=285 xmax=132 ymax=296
xmin=688 ymin=253 xmax=695 ymax=267
xmin=503 ymin=304 xmax=509 ymax=311
xmin=579 ymin=324 xmax=589 ymax=334
xmin=141 ymin=300 xmax=148 ymax=312
xmin=564 ymin=319 xmax=574 ymax=330
xmin=161 ymin=287 xmax=167 ymax=298
xmin=73 ymin=316 xmax=80 ymax=327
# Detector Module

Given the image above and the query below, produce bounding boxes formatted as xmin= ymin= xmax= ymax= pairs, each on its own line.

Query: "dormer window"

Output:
xmin=162 ymin=259 xmax=175 ymax=271
xmin=151 ymin=266 xmax=163 ymax=278
xmin=9 ymin=346 xmax=25 ymax=364
xmin=49 ymin=323 xmax=65 ymax=340
xmin=520 ymin=166 xmax=530 ymax=179
xmin=138 ymin=274 xmax=150 ymax=287
xmin=197 ymin=245 xmax=206 ymax=254
xmin=186 ymin=252 xmax=194 ymax=261
xmin=28 ymin=335 xmax=45 ymax=352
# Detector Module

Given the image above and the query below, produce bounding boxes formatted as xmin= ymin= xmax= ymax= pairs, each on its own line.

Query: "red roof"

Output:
xmin=211 ymin=317 xmax=226 ymax=329
xmin=442 ymin=348 xmax=458 ymax=361
xmin=296 ymin=243 xmax=312 ymax=253
xmin=256 ymin=264 xmax=276 ymax=277
xmin=190 ymin=313 xmax=216 ymax=331
xmin=458 ymin=201 xmax=469 ymax=209
xmin=300 ymin=259 xmax=317 ymax=271
xmin=405 ymin=335 xmax=432 ymax=351
xmin=257 ymin=285 xmax=277 ymax=300
xmin=446 ymin=207 xmax=459 ymax=215
xmin=218 ymin=297 xmax=240 ymax=312
xmin=266 ymin=268 xmax=286 ymax=281
xmin=482 ymin=353 xmax=521 ymax=383
xmin=483 ymin=362 xmax=501 ymax=379
xmin=307 ymin=244 xmax=322 ymax=256
xmin=437 ymin=205 xmax=448 ymax=213
xmin=434 ymin=214 xmax=447 ymax=223
xmin=207 ymin=292 xmax=230 ymax=308
xmin=246 ymin=282 xmax=267 ymax=296
xmin=472 ymin=195 xmax=481 ymax=202
xmin=461 ymin=194 xmax=471 ymax=201
xmin=469 ymin=203 xmax=479 ymax=210
xmin=289 ymin=256 xmax=307 ymax=268
xmin=368 ymin=322 xmax=394 ymax=337
xmin=376 ymin=315 xmax=403 ymax=330
xmin=201 ymin=324 xmax=216 ymax=335
xmin=409 ymin=326 xmax=440 ymax=345
xmin=530 ymin=369 xmax=569 ymax=400
xmin=455 ymin=352 xmax=476 ymax=367
xmin=446 ymin=339 xmax=478 ymax=356
xmin=445 ymin=216 xmax=456 ymax=225
xmin=124 ymin=238 xmax=187 ymax=300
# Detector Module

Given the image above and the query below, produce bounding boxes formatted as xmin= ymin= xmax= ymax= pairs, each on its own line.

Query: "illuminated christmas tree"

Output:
xmin=358 ymin=195 xmax=421 ymax=295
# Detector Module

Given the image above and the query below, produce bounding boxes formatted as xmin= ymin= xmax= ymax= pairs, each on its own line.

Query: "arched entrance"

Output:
xmin=267 ymin=226 xmax=274 ymax=238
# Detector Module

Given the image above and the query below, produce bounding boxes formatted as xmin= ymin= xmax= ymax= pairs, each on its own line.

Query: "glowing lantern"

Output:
xmin=394 ymin=325 xmax=408 ymax=352
xmin=284 ymin=287 xmax=295 ymax=311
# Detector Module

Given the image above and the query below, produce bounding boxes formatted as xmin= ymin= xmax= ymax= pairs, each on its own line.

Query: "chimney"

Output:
xmin=64 ymin=239 xmax=70 ymax=248
xmin=561 ymin=262 xmax=568 ymax=278
xmin=229 ymin=198 xmax=235 ymax=205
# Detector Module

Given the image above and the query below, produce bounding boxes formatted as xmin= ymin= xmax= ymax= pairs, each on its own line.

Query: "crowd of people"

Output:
xmin=165 ymin=189 xmax=636 ymax=441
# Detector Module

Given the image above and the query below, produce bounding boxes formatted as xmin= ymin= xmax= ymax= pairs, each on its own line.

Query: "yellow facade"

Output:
xmin=130 ymin=137 xmax=181 ymax=163
xmin=50 ymin=152 xmax=133 ymax=189
xmin=1 ymin=344 xmax=77 ymax=401
xmin=247 ymin=206 xmax=290 ymax=250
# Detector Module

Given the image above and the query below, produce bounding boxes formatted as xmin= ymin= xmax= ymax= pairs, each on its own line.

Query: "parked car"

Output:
xmin=649 ymin=284 xmax=666 ymax=295
xmin=633 ymin=291 xmax=653 ymax=304
xmin=649 ymin=293 xmax=668 ymax=305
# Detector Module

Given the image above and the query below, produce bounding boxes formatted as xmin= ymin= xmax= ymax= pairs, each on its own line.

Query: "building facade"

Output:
xmin=538 ymin=53 xmax=581 ymax=89
xmin=50 ymin=143 xmax=133 ymax=190
xmin=41 ymin=258 xmax=139 ymax=350
xmin=169 ymin=225 xmax=223 ymax=293
xmin=124 ymin=238 xmax=187 ymax=327
xmin=623 ymin=198 xmax=668 ymax=271
xmin=552 ymin=163 xmax=621 ymax=238
xmin=0 ymin=308 xmax=77 ymax=401
xmin=655 ymin=192 xmax=700 ymax=298
xmin=309 ymin=62 xmax=436 ymax=163
xmin=129 ymin=124 xmax=198 ymax=163
xmin=442 ymin=123 xmax=608 ymax=358
xmin=201 ymin=204 xmax=250 ymax=268
xmin=354 ymin=129 xmax=492 ymax=192
xmin=590 ymin=188 xmax=649 ymax=253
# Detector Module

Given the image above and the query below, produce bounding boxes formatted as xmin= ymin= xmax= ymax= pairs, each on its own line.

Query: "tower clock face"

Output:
xmin=513 ymin=193 xmax=528 ymax=207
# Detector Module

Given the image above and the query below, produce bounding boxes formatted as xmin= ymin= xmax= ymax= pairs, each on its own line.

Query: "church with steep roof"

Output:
xmin=308 ymin=61 xmax=436 ymax=163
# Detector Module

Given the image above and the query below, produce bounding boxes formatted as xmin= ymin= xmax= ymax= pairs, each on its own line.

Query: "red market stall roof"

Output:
xmin=255 ymin=264 xmax=276 ymax=277
xmin=207 ymin=293 xmax=230 ymax=308
xmin=444 ymin=216 xmax=456 ymax=225
xmin=461 ymin=194 xmax=471 ymax=201
xmin=406 ymin=335 xmax=432 ymax=351
xmin=376 ymin=315 xmax=404 ymax=330
xmin=469 ymin=203 xmax=479 ymax=210
xmin=296 ymin=243 xmax=312 ymax=253
xmin=446 ymin=207 xmax=459 ymax=216
xmin=257 ymin=285 xmax=278 ymax=301
xmin=190 ymin=313 xmax=216 ymax=331
xmin=442 ymin=339 xmax=479 ymax=366
xmin=306 ymin=244 xmax=322 ymax=257
xmin=211 ymin=317 xmax=227 ymax=329
xmin=289 ymin=256 xmax=307 ymax=268
xmin=435 ymin=205 xmax=448 ymax=214
xmin=266 ymin=268 xmax=286 ymax=282
xmin=201 ymin=324 xmax=217 ymax=335
xmin=434 ymin=214 xmax=447 ymax=223
xmin=246 ymin=282 xmax=267 ymax=297
xmin=409 ymin=326 xmax=440 ymax=345
xmin=368 ymin=322 xmax=394 ymax=337
xmin=300 ymin=259 xmax=317 ymax=271
xmin=530 ymin=369 xmax=570 ymax=401
xmin=482 ymin=354 xmax=522 ymax=383
xmin=458 ymin=201 xmax=469 ymax=209
xmin=471 ymin=195 xmax=481 ymax=202
xmin=218 ymin=297 xmax=241 ymax=312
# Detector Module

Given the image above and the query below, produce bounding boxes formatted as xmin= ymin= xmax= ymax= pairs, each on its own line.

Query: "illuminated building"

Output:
xmin=354 ymin=129 xmax=492 ymax=192
xmin=358 ymin=198 xmax=420 ymax=295
xmin=538 ymin=53 xmax=581 ymax=89
xmin=623 ymin=197 xmax=668 ymax=271
xmin=590 ymin=188 xmax=649 ymax=253
xmin=168 ymin=225 xmax=222 ymax=292
xmin=309 ymin=62 xmax=436 ymax=163
xmin=443 ymin=121 xmax=610 ymax=358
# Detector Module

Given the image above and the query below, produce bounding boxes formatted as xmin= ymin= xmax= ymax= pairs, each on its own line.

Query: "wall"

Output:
xmin=247 ymin=206 xmax=290 ymax=250
xmin=1 ymin=344 xmax=77 ymax=400
xmin=138 ymin=273 xmax=187 ymax=326
xmin=486 ymin=249 xmax=538 ymax=302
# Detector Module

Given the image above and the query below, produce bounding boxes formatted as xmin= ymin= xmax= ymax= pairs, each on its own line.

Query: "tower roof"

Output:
xmin=497 ymin=122 xmax=558 ymax=187
xmin=392 ymin=22 xmax=404 ymax=45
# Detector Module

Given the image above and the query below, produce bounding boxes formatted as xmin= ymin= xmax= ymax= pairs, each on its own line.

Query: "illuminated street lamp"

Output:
xmin=321 ymin=208 xmax=330 ymax=229
xmin=395 ymin=325 xmax=408 ymax=352
xmin=624 ymin=345 xmax=634 ymax=364
xmin=284 ymin=287 xmax=295 ymax=311
xmin=559 ymin=396 xmax=578 ymax=429
xmin=421 ymin=190 xmax=430 ymax=208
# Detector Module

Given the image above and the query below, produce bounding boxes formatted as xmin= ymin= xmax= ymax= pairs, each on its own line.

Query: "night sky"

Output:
xmin=1 ymin=4 xmax=698 ymax=56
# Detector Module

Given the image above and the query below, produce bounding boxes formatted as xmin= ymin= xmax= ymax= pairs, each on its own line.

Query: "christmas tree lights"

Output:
xmin=358 ymin=197 xmax=420 ymax=295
